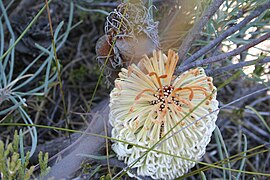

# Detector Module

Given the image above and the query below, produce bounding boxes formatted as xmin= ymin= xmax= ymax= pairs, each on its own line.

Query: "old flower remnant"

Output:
xmin=96 ymin=2 xmax=160 ymax=85
xmin=104 ymin=2 xmax=160 ymax=64
xmin=109 ymin=49 xmax=219 ymax=179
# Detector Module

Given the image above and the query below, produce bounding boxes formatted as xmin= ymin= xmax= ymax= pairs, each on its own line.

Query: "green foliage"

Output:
xmin=0 ymin=0 xmax=54 ymax=157
xmin=69 ymin=65 xmax=89 ymax=82
xmin=194 ymin=0 xmax=270 ymax=57
xmin=38 ymin=151 xmax=50 ymax=179
xmin=0 ymin=0 xmax=74 ymax=157
xmin=232 ymin=108 xmax=245 ymax=119
xmin=0 ymin=131 xmax=49 ymax=179
xmin=253 ymin=64 xmax=264 ymax=76
xmin=100 ymin=174 xmax=111 ymax=180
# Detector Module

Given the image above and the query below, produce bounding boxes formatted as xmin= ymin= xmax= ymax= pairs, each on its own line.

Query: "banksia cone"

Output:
xmin=109 ymin=49 xmax=219 ymax=179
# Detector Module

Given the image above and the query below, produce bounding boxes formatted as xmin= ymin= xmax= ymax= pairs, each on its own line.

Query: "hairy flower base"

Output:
xmin=109 ymin=50 xmax=219 ymax=179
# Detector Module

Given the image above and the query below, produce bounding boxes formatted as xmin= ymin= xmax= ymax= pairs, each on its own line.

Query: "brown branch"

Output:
xmin=43 ymin=99 xmax=110 ymax=179
xmin=26 ymin=132 xmax=81 ymax=164
xmin=177 ymin=32 xmax=270 ymax=73
xmin=207 ymin=57 xmax=270 ymax=76
xmin=178 ymin=0 xmax=225 ymax=62
xmin=181 ymin=0 xmax=270 ymax=66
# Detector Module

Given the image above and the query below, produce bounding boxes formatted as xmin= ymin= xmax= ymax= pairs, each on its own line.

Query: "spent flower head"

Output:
xmin=109 ymin=49 xmax=219 ymax=179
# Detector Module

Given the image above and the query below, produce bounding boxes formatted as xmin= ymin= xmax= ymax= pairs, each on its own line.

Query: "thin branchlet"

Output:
xmin=177 ymin=31 xmax=270 ymax=73
xmin=180 ymin=0 xmax=270 ymax=67
xmin=178 ymin=0 xmax=225 ymax=62
xmin=207 ymin=57 xmax=270 ymax=76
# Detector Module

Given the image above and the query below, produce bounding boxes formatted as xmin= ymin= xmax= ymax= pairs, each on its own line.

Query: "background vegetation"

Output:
xmin=0 ymin=0 xmax=269 ymax=179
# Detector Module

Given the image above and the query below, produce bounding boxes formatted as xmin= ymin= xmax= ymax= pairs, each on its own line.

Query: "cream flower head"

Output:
xmin=109 ymin=49 xmax=219 ymax=179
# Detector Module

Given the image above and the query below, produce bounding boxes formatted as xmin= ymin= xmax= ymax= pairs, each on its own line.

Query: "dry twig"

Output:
xmin=177 ymin=32 xmax=270 ymax=73
xmin=181 ymin=0 xmax=270 ymax=66
xmin=207 ymin=57 xmax=270 ymax=76
xmin=44 ymin=99 xmax=110 ymax=179
xmin=178 ymin=0 xmax=225 ymax=62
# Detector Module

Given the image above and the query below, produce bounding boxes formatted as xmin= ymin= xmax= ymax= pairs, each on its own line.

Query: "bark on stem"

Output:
xmin=44 ymin=99 xmax=110 ymax=179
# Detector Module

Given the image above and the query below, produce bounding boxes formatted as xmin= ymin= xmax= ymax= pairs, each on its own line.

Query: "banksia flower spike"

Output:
xmin=109 ymin=49 xmax=219 ymax=179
